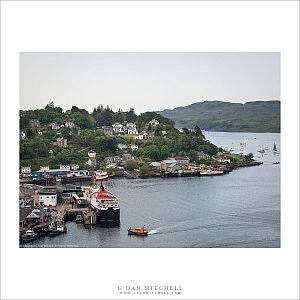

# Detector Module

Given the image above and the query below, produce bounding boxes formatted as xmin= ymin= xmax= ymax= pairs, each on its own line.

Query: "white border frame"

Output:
xmin=1 ymin=1 xmax=299 ymax=299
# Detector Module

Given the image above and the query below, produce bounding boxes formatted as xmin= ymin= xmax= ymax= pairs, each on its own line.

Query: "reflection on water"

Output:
xmin=22 ymin=132 xmax=280 ymax=248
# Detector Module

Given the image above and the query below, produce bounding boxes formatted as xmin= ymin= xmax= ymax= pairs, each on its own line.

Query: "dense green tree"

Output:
xmin=125 ymin=160 xmax=138 ymax=170
xmin=143 ymin=145 xmax=160 ymax=161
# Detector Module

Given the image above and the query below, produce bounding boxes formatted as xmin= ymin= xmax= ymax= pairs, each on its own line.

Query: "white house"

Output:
xmin=88 ymin=150 xmax=96 ymax=158
xmin=21 ymin=166 xmax=31 ymax=175
xmin=39 ymin=192 xmax=57 ymax=206
xmin=148 ymin=119 xmax=160 ymax=126
xmin=112 ymin=123 xmax=125 ymax=134
xmin=70 ymin=164 xmax=79 ymax=170
xmin=65 ymin=121 xmax=75 ymax=128
xmin=130 ymin=144 xmax=139 ymax=151
xmin=162 ymin=130 xmax=167 ymax=135
xmin=118 ymin=143 xmax=128 ymax=150
xmin=40 ymin=166 xmax=50 ymax=171
xmin=49 ymin=123 xmax=60 ymax=130
xmin=138 ymin=131 xmax=148 ymax=140
xmin=127 ymin=123 xmax=138 ymax=135
xmin=53 ymin=138 xmax=68 ymax=148
xmin=20 ymin=131 xmax=26 ymax=140
xmin=113 ymin=156 xmax=123 ymax=163
xmin=60 ymin=164 xmax=70 ymax=170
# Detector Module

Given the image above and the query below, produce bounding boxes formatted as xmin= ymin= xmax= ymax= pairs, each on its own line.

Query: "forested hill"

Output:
xmin=158 ymin=100 xmax=280 ymax=133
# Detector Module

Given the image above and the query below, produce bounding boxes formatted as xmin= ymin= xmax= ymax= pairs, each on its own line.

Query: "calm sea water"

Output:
xmin=23 ymin=132 xmax=280 ymax=248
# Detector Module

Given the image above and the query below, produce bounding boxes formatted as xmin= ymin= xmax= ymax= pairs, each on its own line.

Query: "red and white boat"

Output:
xmin=86 ymin=182 xmax=120 ymax=223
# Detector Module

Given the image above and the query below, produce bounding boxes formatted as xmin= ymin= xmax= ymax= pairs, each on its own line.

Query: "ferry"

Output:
xmin=85 ymin=182 xmax=120 ymax=223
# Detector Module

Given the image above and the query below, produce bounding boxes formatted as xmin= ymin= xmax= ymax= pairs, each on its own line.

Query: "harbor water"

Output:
xmin=22 ymin=131 xmax=280 ymax=248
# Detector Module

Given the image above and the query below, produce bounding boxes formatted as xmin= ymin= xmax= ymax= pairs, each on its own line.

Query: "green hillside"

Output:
xmin=158 ymin=100 xmax=280 ymax=133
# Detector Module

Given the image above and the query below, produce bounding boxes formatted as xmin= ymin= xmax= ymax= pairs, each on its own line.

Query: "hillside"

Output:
xmin=158 ymin=100 xmax=280 ymax=133
xmin=19 ymin=103 xmax=220 ymax=171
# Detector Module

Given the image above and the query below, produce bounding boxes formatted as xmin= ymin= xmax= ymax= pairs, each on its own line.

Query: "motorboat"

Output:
xmin=76 ymin=214 xmax=83 ymax=223
xmin=128 ymin=226 xmax=148 ymax=236
xmin=20 ymin=229 xmax=37 ymax=243
xmin=49 ymin=220 xmax=67 ymax=236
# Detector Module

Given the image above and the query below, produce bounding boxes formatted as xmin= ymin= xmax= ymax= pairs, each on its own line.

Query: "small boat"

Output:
xmin=49 ymin=221 xmax=67 ymax=236
xmin=20 ymin=229 xmax=37 ymax=243
xmin=258 ymin=145 xmax=265 ymax=154
xmin=94 ymin=170 xmax=109 ymax=181
xmin=128 ymin=226 xmax=148 ymax=236
xmin=76 ymin=214 xmax=83 ymax=223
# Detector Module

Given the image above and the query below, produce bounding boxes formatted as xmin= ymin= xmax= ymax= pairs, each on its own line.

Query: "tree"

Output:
xmin=61 ymin=126 xmax=71 ymax=139
xmin=182 ymin=128 xmax=190 ymax=135
xmin=125 ymin=160 xmax=138 ymax=170
xmin=244 ymin=153 xmax=254 ymax=161
xmin=143 ymin=145 xmax=160 ymax=161
xmin=160 ymin=145 xmax=170 ymax=160
xmin=126 ymin=108 xmax=137 ymax=123
xmin=139 ymin=164 xmax=154 ymax=178
xmin=25 ymin=128 xmax=35 ymax=139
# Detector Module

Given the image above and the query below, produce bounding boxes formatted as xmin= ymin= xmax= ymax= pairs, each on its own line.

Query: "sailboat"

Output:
xmin=258 ymin=145 xmax=265 ymax=154
xmin=240 ymin=136 xmax=247 ymax=147
xmin=273 ymin=143 xmax=278 ymax=154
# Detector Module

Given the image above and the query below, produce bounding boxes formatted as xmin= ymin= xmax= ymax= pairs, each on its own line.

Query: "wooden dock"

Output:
xmin=65 ymin=207 xmax=96 ymax=225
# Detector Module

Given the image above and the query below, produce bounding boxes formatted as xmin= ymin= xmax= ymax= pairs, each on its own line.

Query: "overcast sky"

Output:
xmin=20 ymin=52 xmax=280 ymax=113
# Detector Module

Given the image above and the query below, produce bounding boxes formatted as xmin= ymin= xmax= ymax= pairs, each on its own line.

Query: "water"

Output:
xmin=22 ymin=132 xmax=280 ymax=248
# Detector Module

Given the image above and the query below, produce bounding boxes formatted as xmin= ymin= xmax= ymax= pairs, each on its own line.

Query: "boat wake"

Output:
xmin=148 ymin=230 xmax=158 ymax=235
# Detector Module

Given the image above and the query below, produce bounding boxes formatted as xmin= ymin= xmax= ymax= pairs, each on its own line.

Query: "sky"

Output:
xmin=20 ymin=52 xmax=280 ymax=113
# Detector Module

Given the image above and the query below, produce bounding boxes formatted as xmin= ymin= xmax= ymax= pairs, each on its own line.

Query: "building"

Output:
xmin=38 ymin=191 xmax=57 ymax=206
xmin=162 ymin=130 xmax=167 ymax=135
xmin=112 ymin=123 xmax=125 ymax=134
xmin=127 ymin=123 xmax=138 ymax=135
xmin=130 ymin=144 xmax=139 ymax=151
xmin=86 ymin=158 xmax=97 ymax=167
xmin=32 ymin=169 xmax=71 ymax=180
xmin=88 ymin=150 xmax=97 ymax=158
xmin=60 ymin=164 xmax=70 ymax=170
xmin=19 ymin=207 xmax=52 ymax=228
xmin=160 ymin=159 xmax=179 ymax=172
xmin=148 ymin=119 xmax=160 ymax=127
xmin=173 ymin=157 xmax=190 ymax=167
xmin=150 ymin=162 xmax=161 ymax=171
xmin=113 ymin=156 xmax=123 ymax=163
xmin=215 ymin=155 xmax=231 ymax=164
xmin=53 ymin=138 xmax=68 ymax=148
xmin=21 ymin=166 xmax=31 ymax=175
xmin=118 ymin=143 xmax=127 ymax=150
xmin=37 ymin=128 xmax=44 ymax=135
xmin=100 ymin=126 xmax=113 ymax=135
xmin=105 ymin=157 xmax=114 ymax=164
xmin=138 ymin=131 xmax=148 ymax=140
xmin=29 ymin=119 xmax=40 ymax=130
xmin=197 ymin=151 xmax=210 ymax=160
xmin=40 ymin=166 xmax=50 ymax=171
xmin=65 ymin=121 xmax=75 ymax=128
xmin=70 ymin=164 xmax=79 ymax=170
xmin=49 ymin=123 xmax=60 ymax=130
xmin=122 ymin=153 xmax=133 ymax=161
xmin=20 ymin=131 xmax=26 ymax=140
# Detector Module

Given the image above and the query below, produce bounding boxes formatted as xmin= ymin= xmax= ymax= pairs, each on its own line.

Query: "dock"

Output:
xmin=65 ymin=207 xmax=97 ymax=225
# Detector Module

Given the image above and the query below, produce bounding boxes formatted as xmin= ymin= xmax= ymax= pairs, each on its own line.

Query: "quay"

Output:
xmin=20 ymin=175 xmax=92 ymax=185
